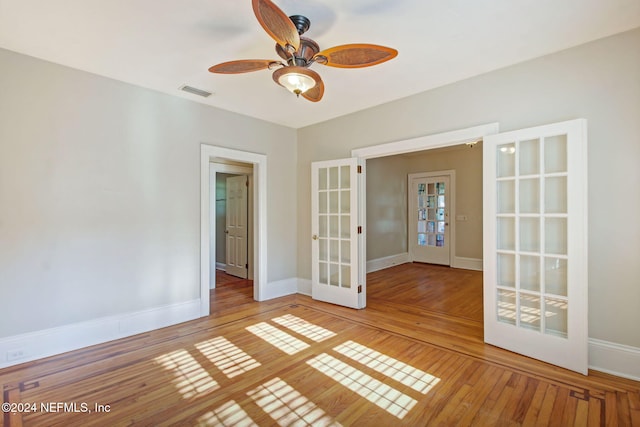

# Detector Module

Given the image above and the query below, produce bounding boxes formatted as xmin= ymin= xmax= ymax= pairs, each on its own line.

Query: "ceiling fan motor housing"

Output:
xmin=276 ymin=36 xmax=320 ymax=67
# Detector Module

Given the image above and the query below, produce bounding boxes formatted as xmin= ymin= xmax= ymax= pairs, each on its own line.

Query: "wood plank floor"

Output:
xmin=1 ymin=264 xmax=639 ymax=426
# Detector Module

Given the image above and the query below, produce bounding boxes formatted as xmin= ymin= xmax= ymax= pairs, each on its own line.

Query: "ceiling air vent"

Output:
xmin=179 ymin=85 xmax=212 ymax=98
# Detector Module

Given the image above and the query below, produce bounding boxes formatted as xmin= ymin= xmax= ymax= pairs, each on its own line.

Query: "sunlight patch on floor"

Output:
xmin=246 ymin=322 xmax=310 ymax=355
xmin=154 ymin=349 xmax=219 ymax=399
xmin=247 ymin=377 xmax=341 ymax=427
xmin=334 ymin=340 xmax=440 ymax=394
xmin=271 ymin=314 xmax=337 ymax=342
xmin=196 ymin=336 xmax=261 ymax=378
xmin=307 ymin=353 xmax=417 ymax=419
xmin=196 ymin=400 xmax=259 ymax=427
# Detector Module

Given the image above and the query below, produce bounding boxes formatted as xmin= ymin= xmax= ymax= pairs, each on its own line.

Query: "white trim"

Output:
xmin=213 ymin=163 xmax=253 ymax=175
xmin=201 ymin=144 xmax=268 ymax=313
xmin=452 ymin=257 xmax=483 ymax=271
xmin=352 ymin=123 xmax=500 ymax=159
xmin=0 ymin=300 xmax=200 ymax=369
xmin=215 ymin=262 xmax=226 ymax=271
xmin=589 ymin=339 xmax=640 ymax=381
xmin=366 ymin=253 xmax=410 ymax=273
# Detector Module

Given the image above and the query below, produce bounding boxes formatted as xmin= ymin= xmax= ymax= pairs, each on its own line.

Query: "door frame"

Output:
xmin=352 ymin=123 xmax=499 ymax=271
xmin=200 ymin=144 xmax=267 ymax=316
xmin=408 ymin=170 xmax=456 ymax=266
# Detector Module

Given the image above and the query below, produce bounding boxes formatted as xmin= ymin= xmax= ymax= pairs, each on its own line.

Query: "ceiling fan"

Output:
xmin=208 ymin=0 xmax=398 ymax=102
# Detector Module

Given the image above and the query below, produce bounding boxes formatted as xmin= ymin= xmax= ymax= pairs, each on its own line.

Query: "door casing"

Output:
xmin=200 ymin=145 xmax=267 ymax=316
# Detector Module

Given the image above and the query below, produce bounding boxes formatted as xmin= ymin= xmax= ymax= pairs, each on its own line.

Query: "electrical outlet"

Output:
xmin=7 ymin=348 xmax=27 ymax=361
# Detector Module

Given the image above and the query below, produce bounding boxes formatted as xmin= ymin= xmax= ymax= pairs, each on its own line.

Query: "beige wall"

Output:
xmin=365 ymin=155 xmax=407 ymax=260
xmin=297 ymin=28 xmax=640 ymax=348
xmin=0 ymin=48 xmax=297 ymax=338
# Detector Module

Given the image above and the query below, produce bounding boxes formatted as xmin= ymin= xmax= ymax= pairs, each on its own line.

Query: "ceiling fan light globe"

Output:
xmin=279 ymin=72 xmax=316 ymax=95
xmin=272 ymin=66 xmax=322 ymax=98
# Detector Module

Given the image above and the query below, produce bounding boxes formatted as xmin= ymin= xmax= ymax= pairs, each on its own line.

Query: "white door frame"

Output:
xmin=408 ymin=170 xmax=456 ymax=266
xmin=201 ymin=144 xmax=267 ymax=316
xmin=352 ymin=123 xmax=499 ymax=271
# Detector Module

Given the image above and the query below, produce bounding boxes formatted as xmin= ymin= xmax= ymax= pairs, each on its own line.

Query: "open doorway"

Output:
xmin=363 ymin=144 xmax=482 ymax=321
xmin=211 ymin=166 xmax=253 ymax=281
xmin=357 ymin=124 xmax=498 ymax=276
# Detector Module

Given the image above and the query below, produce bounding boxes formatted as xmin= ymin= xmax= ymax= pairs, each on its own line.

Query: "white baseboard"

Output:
xmin=259 ymin=277 xmax=298 ymax=301
xmin=452 ymin=256 xmax=483 ymax=271
xmin=297 ymin=278 xmax=312 ymax=296
xmin=0 ymin=299 xmax=201 ymax=369
xmin=367 ymin=253 xmax=411 ymax=273
xmin=215 ymin=262 xmax=226 ymax=271
xmin=589 ymin=338 xmax=640 ymax=381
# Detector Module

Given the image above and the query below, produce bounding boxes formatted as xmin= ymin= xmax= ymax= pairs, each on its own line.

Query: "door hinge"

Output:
xmin=246 ymin=180 xmax=249 ymax=187
xmin=357 ymin=226 xmax=362 ymax=234
xmin=357 ymin=285 xmax=362 ymax=293
xmin=357 ymin=165 xmax=362 ymax=173
xmin=246 ymin=263 xmax=248 ymax=269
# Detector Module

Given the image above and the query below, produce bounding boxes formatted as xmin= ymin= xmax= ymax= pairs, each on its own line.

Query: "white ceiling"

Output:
xmin=1 ymin=0 xmax=639 ymax=129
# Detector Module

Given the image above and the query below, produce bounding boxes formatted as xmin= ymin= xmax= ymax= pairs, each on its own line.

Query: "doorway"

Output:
xmin=213 ymin=168 xmax=252 ymax=281
xmin=358 ymin=124 xmax=495 ymax=275
xmin=200 ymin=144 xmax=268 ymax=317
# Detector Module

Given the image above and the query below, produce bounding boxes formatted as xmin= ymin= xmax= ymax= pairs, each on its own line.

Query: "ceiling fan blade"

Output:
xmin=208 ymin=59 xmax=275 ymax=74
xmin=315 ymin=44 xmax=398 ymax=68
xmin=252 ymin=0 xmax=300 ymax=51
xmin=302 ymin=75 xmax=324 ymax=102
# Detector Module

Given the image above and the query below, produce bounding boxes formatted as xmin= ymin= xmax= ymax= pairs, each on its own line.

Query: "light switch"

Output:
xmin=456 ymin=215 xmax=468 ymax=221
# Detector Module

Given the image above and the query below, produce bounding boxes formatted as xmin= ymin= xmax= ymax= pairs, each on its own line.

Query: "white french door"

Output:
xmin=409 ymin=173 xmax=452 ymax=265
xmin=225 ymin=175 xmax=248 ymax=279
xmin=483 ymin=119 xmax=588 ymax=374
xmin=311 ymin=158 xmax=365 ymax=309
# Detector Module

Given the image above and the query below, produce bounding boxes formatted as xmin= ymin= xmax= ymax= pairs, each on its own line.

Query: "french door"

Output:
xmin=311 ymin=158 xmax=365 ymax=309
xmin=483 ymin=119 xmax=588 ymax=374
xmin=409 ymin=173 xmax=451 ymax=265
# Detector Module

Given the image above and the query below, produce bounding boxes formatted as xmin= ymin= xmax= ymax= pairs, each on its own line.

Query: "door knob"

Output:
xmin=224 ymin=230 xmax=229 ymax=234
xmin=312 ymin=234 xmax=318 ymax=240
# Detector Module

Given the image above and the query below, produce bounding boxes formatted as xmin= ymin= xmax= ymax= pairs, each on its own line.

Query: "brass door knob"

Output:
xmin=312 ymin=234 xmax=318 ymax=240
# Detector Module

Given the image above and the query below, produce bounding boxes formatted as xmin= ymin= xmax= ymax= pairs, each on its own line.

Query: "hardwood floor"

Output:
xmin=1 ymin=265 xmax=639 ymax=426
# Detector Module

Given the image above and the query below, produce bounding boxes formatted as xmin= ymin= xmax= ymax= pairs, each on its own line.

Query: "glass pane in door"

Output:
xmin=316 ymin=164 xmax=353 ymax=290
xmin=494 ymin=135 xmax=570 ymax=337
xmin=415 ymin=179 xmax=447 ymax=247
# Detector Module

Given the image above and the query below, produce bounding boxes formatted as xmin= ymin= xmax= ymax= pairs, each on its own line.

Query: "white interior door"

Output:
xmin=311 ymin=158 xmax=365 ymax=309
xmin=225 ymin=175 xmax=248 ymax=279
xmin=483 ymin=119 xmax=588 ymax=374
xmin=409 ymin=173 xmax=451 ymax=265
